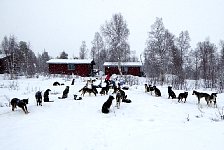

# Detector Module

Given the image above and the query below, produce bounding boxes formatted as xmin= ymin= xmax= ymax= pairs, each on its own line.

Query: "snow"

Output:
xmin=47 ymin=59 xmax=93 ymax=64
xmin=0 ymin=75 xmax=224 ymax=150
xmin=104 ymin=62 xmax=143 ymax=66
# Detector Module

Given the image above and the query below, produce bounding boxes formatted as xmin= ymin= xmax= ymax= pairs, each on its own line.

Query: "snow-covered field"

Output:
xmin=0 ymin=75 xmax=224 ymax=150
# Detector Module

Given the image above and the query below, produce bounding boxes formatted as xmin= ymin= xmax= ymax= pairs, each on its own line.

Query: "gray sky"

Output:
xmin=0 ymin=0 xmax=224 ymax=58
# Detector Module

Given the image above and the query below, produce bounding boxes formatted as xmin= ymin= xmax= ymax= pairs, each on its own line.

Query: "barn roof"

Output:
xmin=104 ymin=62 xmax=143 ymax=67
xmin=47 ymin=59 xmax=93 ymax=64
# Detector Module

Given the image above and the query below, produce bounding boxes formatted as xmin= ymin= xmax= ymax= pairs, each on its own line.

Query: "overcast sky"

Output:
xmin=0 ymin=0 xmax=224 ymax=58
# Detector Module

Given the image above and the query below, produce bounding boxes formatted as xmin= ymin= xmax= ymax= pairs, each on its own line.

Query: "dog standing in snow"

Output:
xmin=10 ymin=98 xmax=29 ymax=114
xmin=35 ymin=91 xmax=42 ymax=106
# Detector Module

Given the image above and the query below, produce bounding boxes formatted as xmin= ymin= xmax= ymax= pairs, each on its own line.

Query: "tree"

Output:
xmin=144 ymin=17 xmax=167 ymax=85
xmin=218 ymin=40 xmax=224 ymax=92
xmin=196 ymin=39 xmax=218 ymax=88
xmin=79 ymin=41 xmax=88 ymax=59
xmin=91 ymin=32 xmax=105 ymax=70
xmin=1 ymin=35 xmax=18 ymax=79
xmin=37 ymin=50 xmax=51 ymax=74
xmin=58 ymin=51 xmax=68 ymax=59
xmin=101 ymin=13 xmax=130 ymax=74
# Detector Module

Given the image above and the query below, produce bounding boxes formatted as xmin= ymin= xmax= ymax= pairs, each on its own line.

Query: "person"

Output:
xmin=105 ymin=73 xmax=112 ymax=85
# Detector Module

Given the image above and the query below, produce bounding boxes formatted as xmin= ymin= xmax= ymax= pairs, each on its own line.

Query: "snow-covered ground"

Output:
xmin=0 ymin=75 xmax=224 ymax=150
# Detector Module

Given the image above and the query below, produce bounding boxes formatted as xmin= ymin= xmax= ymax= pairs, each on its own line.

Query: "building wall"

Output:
xmin=104 ymin=66 xmax=141 ymax=76
xmin=49 ymin=64 xmax=92 ymax=77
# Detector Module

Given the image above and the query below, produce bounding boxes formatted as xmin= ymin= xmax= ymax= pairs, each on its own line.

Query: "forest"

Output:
xmin=1 ymin=13 xmax=224 ymax=92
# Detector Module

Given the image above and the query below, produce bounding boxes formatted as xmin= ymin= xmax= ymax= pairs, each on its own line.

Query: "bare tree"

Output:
xmin=196 ymin=39 xmax=218 ymax=88
xmin=176 ymin=31 xmax=191 ymax=88
xmin=91 ymin=32 xmax=105 ymax=70
xmin=144 ymin=17 xmax=167 ymax=85
xmin=1 ymin=35 xmax=18 ymax=79
xmin=218 ymin=40 xmax=224 ymax=92
xmin=101 ymin=13 xmax=130 ymax=74
xmin=79 ymin=41 xmax=88 ymax=59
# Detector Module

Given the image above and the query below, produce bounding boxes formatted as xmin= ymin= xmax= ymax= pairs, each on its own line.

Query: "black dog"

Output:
xmin=53 ymin=81 xmax=60 ymax=86
xmin=74 ymin=95 xmax=82 ymax=100
xmin=35 ymin=91 xmax=42 ymax=106
xmin=209 ymin=93 xmax=218 ymax=107
xmin=44 ymin=89 xmax=53 ymax=102
xmin=100 ymin=81 xmax=111 ymax=95
xmin=145 ymin=84 xmax=154 ymax=95
xmin=122 ymin=95 xmax=132 ymax=103
xmin=10 ymin=98 xmax=29 ymax=114
xmin=192 ymin=90 xmax=211 ymax=105
xmin=102 ymin=95 xmax=115 ymax=114
xmin=178 ymin=92 xmax=188 ymax=103
xmin=145 ymin=84 xmax=149 ymax=92
xmin=153 ymin=86 xmax=161 ymax=97
xmin=79 ymin=86 xmax=97 ymax=96
xmin=168 ymin=86 xmax=176 ymax=99
xmin=71 ymin=79 xmax=75 ymax=85
xmin=100 ymin=85 xmax=110 ymax=95
xmin=58 ymin=86 xmax=70 ymax=99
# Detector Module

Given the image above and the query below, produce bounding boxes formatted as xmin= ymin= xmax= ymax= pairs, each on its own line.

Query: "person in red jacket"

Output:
xmin=105 ymin=73 xmax=112 ymax=85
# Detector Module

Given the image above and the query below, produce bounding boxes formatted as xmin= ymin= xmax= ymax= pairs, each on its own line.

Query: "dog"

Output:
xmin=209 ymin=93 xmax=217 ymax=107
xmin=35 ymin=91 xmax=42 ymax=106
xmin=115 ymin=89 xmax=126 ymax=109
xmin=116 ymin=91 xmax=122 ymax=109
xmin=74 ymin=94 xmax=82 ymax=100
xmin=168 ymin=86 xmax=176 ymax=99
xmin=79 ymin=86 xmax=97 ymax=96
xmin=71 ymin=79 xmax=75 ymax=85
xmin=178 ymin=92 xmax=188 ymax=103
xmin=102 ymin=95 xmax=115 ymax=114
xmin=53 ymin=81 xmax=60 ymax=86
xmin=122 ymin=95 xmax=132 ymax=103
xmin=145 ymin=84 xmax=149 ymax=92
xmin=100 ymin=85 xmax=110 ymax=95
xmin=10 ymin=98 xmax=29 ymax=114
xmin=58 ymin=86 xmax=70 ymax=99
xmin=145 ymin=84 xmax=154 ymax=95
xmin=153 ymin=86 xmax=161 ymax=97
xmin=192 ymin=90 xmax=211 ymax=105
xmin=44 ymin=89 xmax=53 ymax=102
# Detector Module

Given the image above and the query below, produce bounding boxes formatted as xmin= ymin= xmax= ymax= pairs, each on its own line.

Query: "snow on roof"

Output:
xmin=46 ymin=59 xmax=93 ymax=64
xmin=103 ymin=62 xmax=143 ymax=66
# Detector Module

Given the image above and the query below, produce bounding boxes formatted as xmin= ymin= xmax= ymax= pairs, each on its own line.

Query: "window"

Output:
xmin=68 ymin=64 xmax=75 ymax=70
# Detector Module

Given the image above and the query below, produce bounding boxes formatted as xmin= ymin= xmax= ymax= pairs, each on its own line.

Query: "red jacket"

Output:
xmin=105 ymin=74 xmax=111 ymax=81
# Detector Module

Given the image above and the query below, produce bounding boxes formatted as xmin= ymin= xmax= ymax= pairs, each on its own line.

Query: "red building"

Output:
xmin=47 ymin=59 xmax=95 ymax=77
xmin=104 ymin=62 xmax=143 ymax=76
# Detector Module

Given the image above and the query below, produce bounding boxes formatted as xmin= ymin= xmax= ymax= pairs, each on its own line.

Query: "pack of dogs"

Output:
xmin=8 ymin=78 xmax=219 ymax=115
xmin=145 ymin=84 xmax=218 ymax=107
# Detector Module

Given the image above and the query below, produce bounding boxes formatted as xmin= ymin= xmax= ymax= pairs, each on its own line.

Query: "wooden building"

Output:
xmin=104 ymin=62 xmax=143 ymax=76
xmin=47 ymin=59 xmax=95 ymax=77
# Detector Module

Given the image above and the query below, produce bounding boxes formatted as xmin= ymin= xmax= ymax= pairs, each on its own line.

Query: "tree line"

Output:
xmin=1 ymin=13 xmax=224 ymax=92
xmin=144 ymin=17 xmax=224 ymax=92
